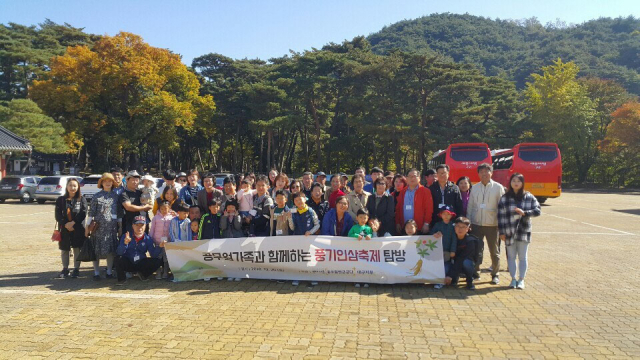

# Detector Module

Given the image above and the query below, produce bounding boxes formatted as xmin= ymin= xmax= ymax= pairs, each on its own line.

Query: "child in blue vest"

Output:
xmin=288 ymin=192 xmax=320 ymax=286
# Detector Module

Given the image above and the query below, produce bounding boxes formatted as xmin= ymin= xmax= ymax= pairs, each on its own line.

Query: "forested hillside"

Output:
xmin=369 ymin=13 xmax=640 ymax=94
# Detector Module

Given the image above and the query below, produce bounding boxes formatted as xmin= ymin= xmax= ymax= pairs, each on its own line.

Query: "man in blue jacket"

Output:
xmin=115 ymin=215 xmax=163 ymax=285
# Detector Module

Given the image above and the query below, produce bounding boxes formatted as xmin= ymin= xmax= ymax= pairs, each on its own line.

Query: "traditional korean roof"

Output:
xmin=0 ymin=125 xmax=32 ymax=152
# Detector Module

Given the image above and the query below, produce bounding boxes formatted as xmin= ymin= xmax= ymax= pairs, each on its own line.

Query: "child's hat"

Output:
xmin=438 ymin=205 xmax=456 ymax=218
xmin=141 ymin=174 xmax=154 ymax=182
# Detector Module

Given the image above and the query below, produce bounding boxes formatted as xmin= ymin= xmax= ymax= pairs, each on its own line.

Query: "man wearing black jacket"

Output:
xmin=446 ymin=217 xmax=479 ymax=290
xmin=429 ymin=164 xmax=463 ymax=226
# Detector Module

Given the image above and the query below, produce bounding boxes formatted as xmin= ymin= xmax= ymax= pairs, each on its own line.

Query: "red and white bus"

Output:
xmin=491 ymin=143 xmax=562 ymax=203
xmin=429 ymin=143 xmax=492 ymax=183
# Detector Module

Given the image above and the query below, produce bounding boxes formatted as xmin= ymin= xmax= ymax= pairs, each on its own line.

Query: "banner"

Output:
xmin=165 ymin=235 xmax=445 ymax=284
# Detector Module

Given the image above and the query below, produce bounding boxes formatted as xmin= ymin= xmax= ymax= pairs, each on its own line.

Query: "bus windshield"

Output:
xmin=518 ymin=146 xmax=558 ymax=162
xmin=450 ymin=147 xmax=488 ymax=161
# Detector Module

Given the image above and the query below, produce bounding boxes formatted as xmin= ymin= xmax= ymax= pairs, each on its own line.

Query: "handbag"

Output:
xmin=77 ymin=236 xmax=97 ymax=262
xmin=51 ymin=222 xmax=61 ymax=242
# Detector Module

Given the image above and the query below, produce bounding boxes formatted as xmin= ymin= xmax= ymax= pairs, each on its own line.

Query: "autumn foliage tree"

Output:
xmin=29 ymin=32 xmax=215 ymax=171
xmin=600 ymin=102 xmax=640 ymax=186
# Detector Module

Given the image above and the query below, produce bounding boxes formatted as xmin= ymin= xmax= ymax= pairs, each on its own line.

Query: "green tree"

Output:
xmin=525 ymin=59 xmax=598 ymax=183
xmin=0 ymin=99 xmax=68 ymax=153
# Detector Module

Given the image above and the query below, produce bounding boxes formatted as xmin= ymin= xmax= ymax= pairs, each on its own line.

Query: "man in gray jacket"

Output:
xmin=466 ymin=163 xmax=505 ymax=284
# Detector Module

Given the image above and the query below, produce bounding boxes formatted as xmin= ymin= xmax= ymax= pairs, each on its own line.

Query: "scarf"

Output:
xmin=297 ymin=204 xmax=309 ymax=214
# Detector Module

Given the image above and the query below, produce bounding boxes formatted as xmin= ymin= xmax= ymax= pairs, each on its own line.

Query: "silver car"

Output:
xmin=35 ymin=176 xmax=83 ymax=204
xmin=80 ymin=174 xmax=103 ymax=201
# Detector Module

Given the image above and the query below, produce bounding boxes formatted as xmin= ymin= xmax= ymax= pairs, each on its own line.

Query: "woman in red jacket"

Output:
xmin=395 ymin=169 xmax=433 ymax=235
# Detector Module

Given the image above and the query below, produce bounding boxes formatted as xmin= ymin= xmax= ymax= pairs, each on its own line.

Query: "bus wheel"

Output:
xmin=538 ymin=197 xmax=547 ymax=204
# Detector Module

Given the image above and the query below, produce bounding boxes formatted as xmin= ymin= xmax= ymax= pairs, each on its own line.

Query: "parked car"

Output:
xmin=0 ymin=176 xmax=41 ymax=203
xmin=35 ymin=176 xmax=83 ymax=204
xmin=80 ymin=174 xmax=103 ymax=201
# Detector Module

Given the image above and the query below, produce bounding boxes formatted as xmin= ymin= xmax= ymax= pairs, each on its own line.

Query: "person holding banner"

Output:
xmin=115 ymin=215 xmax=163 ymax=285
xmin=321 ymin=196 xmax=353 ymax=237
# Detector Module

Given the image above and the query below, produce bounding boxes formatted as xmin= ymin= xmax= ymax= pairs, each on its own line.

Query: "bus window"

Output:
xmin=518 ymin=146 xmax=558 ymax=162
xmin=450 ymin=147 xmax=489 ymax=162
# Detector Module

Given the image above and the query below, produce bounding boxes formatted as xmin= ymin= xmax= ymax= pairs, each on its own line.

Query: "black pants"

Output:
xmin=115 ymin=256 xmax=162 ymax=281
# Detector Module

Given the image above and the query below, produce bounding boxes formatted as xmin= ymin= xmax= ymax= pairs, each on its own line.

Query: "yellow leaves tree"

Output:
xmin=30 ymin=32 xmax=215 ymax=170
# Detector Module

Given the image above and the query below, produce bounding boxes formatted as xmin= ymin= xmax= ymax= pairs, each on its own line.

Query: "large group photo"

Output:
xmin=1 ymin=1 xmax=639 ymax=359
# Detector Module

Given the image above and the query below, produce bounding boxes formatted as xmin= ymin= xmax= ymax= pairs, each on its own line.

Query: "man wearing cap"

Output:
xmin=197 ymin=173 xmax=223 ymax=215
xmin=301 ymin=171 xmax=314 ymax=199
xmin=363 ymin=167 xmax=384 ymax=194
xmin=114 ymin=215 xmax=163 ymax=285
xmin=429 ymin=164 xmax=463 ymax=226
xmin=110 ymin=167 xmax=126 ymax=196
xmin=120 ymin=170 xmax=152 ymax=233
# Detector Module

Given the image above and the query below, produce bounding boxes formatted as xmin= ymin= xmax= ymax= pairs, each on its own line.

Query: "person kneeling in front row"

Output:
xmin=115 ymin=215 xmax=163 ymax=285
xmin=445 ymin=217 xmax=479 ymax=290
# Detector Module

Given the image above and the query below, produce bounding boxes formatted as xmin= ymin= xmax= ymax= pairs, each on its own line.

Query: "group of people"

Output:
xmin=54 ymin=162 xmax=541 ymax=290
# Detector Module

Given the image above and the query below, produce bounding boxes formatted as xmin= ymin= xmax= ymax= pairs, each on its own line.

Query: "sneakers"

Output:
xmin=234 ymin=278 xmax=241 ymax=282
xmin=310 ymin=282 xmax=318 ymax=286
xmin=434 ymin=284 xmax=444 ymax=289
xmin=466 ymin=283 xmax=476 ymax=290
xmin=509 ymin=279 xmax=517 ymax=288
xmin=491 ymin=276 xmax=500 ymax=285
xmin=355 ymin=283 xmax=361 ymax=288
xmin=125 ymin=272 xmax=133 ymax=279
xmin=227 ymin=277 xmax=234 ymax=281
xmin=472 ymin=273 xmax=480 ymax=280
xmin=292 ymin=281 xmax=299 ymax=286
xmin=71 ymin=269 xmax=80 ymax=278
xmin=58 ymin=269 xmax=69 ymax=279
xmin=105 ymin=273 xmax=115 ymax=279
xmin=516 ymin=280 xmax=525 ymax=290
xmin=363 ymin=283 xmax=369 ymax=288
xmin=217 ymin=277 xmax=224 ymax=280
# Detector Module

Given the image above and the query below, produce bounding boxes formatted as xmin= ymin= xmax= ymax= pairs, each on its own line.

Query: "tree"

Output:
xmin=0 ymin=99 xmax=68 ymax=153
xmin=525 ymin=59 xmax=599 ymax=183
xmin=29 ymin=32 xmax=215 ymax=171
xmin=600 ymin=102 xmax=640 ymax=186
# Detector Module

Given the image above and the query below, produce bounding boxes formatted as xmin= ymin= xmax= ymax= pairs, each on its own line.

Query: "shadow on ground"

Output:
xmin=0 ymin=268 xmax=512 ymax=301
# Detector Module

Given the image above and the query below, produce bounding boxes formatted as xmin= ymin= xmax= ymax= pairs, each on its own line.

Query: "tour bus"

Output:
xmin=491 ymin=143 xmax=562 ymax=203
xmin=429 ymin=143 xmax=492 ymax=183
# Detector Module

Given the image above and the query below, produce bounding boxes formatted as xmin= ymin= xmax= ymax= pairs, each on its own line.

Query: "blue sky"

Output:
xmin=1 ymin=0 xmax=639 ymax=65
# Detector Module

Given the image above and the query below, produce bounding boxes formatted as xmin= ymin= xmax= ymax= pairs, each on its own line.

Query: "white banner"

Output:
xmin=165 ymin=235 xmax=445 ymax=284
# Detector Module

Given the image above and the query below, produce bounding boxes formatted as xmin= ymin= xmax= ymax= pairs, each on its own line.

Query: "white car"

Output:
xmin=80 ymin=174 xmax=103 ymax=201
xmin=35 ymin=176 xmax=83 ymax=204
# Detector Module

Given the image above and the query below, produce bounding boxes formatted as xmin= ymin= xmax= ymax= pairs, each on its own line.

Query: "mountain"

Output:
xmin=368 ymin=13 xmax=640 ymax=93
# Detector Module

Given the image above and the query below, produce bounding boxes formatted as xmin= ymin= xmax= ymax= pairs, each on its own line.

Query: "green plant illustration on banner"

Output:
xmin=409 ymin=238 xmax=439 ymax=277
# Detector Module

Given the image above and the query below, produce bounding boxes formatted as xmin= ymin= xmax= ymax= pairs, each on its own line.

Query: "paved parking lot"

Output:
xmin=0 ymin=190 xmax=639 ymax=359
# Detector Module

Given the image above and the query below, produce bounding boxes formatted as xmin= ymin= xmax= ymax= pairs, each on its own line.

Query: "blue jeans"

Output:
xmin=450 ymin=258 xmax=475 ymax=285
xmin=506 ymin=241 xmax=529 ymax=280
